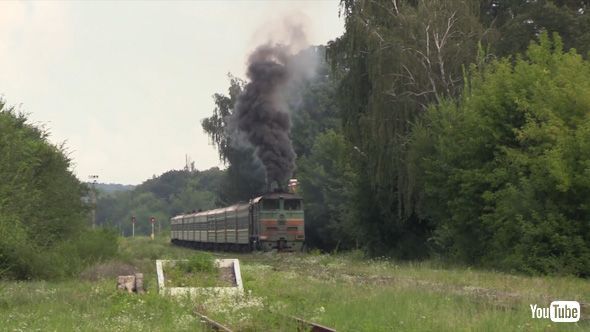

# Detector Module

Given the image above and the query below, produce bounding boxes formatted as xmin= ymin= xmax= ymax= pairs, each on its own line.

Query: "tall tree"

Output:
xmin=298 ymin=130 xmax=358 ymax=250
xmin=480 ymin=0 xmax=590 ymax=57
xmin=328 ymin=0 xmax=487 ymax=256
xmin=290 ymin=46 xmax=341 ymax=159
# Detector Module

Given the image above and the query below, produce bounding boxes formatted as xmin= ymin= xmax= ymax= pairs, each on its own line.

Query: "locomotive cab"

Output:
xmin=255 ymin=192 xmax=305 ymax=251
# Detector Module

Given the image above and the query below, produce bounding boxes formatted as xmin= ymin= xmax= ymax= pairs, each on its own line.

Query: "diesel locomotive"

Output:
xmin=170 ymin=192 xmax=305 ymax=251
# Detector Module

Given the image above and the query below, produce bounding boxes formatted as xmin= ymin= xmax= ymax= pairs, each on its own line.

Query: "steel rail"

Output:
xmin=291 ymin=315 xmax=337 ymax=332
xmin=194 ymin=310 xmax=233 ymax=332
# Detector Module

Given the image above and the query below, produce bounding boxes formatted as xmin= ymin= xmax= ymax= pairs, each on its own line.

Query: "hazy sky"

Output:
xmin=0 ymin=0 xmax=344 ymax=185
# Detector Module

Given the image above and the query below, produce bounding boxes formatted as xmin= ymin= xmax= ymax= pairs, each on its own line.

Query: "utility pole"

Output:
xmin=88 ymin=175 xmax=99 ymax=229
xmin=150 ymin=217 xmax=155 ymax=240
xmin=132 ymin=216 xmax=136 ymax=238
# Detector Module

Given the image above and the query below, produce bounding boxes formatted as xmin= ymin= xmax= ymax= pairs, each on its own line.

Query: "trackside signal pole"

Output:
xmin=150 ymin=216 xmax=155 ymax=240
xmin=88 ymin=175 xmax=99 ymax=228
xmin=132 ymin=216 xmax=136 ymax=238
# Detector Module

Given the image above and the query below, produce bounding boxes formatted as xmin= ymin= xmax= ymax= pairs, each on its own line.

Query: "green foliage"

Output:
xmin=328 ymin=0 xmax=486 ymax=257
xmin=43 ymin=228 xmax=119 ymax=279
xmin=117 ymin=235 xmax=192 ymax=265
xmin=96 ymin=168 xmax=222 ymax=236
xmin=289 ymin=48 xmax=358 ymax=250
xmin=178 ymin=252 xmax=215 ymax=274
xmin=290 ymin=46 xmax=341 ymax=159
xmin=0 ymin=215 xmax=44 ymax=279
xmin=0 ymin=104 xmax=88 ymax=246
xmin=65 ymin=229 xmax=119 ymax=266
xmin=165 ymin=253 xmax=229 ymax=288
xmin=481 ymin=0 xmax=590 ymax=58
xmin=324 ymin=0 xmax=590 ymax=270
xmin=298 ymin=130 xmax=358 ymax=250
xmin=410 ymin=33 xmax=590 ymax=275
xmin=0 ymin=221 xmax=118 ymax=280
xmin=0 ymin=103 xmax=117 ymax=279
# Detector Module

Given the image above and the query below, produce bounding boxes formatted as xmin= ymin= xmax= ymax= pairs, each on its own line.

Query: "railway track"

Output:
xmin=194 ymin=310 xmax=233 ymax=331
xmin=291 ymin=315 xmax=337 ymax=332
xmin=194 ymin=309 xmax=337 ymax=332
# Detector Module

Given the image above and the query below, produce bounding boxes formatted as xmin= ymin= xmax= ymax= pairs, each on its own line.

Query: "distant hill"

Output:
xmin=89 ymin=182 xmax=135 ymax=194
xmin=95 ymin=167 xmax=224 ymax=235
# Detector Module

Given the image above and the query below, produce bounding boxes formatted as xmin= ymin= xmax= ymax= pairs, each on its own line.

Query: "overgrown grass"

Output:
xmin=216 ymin=251 xmax=590 ymax=331
xmin=234 ymin=254 xmax=589 ymax=331
xmin=0 ymin=226 xmax=119 ymax=280
xmin=0 ymin=279 xmax=197 ymax=331
xmin=1 ymin=236 xmax=588 ymax=331
xmin=178 ymin=252 xmax=216 ymax=273
xmin=164 ymin=252 xmax=232 ymax=287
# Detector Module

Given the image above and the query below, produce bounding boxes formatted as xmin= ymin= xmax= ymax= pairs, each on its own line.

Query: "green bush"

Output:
xmin=178 ymin=252 xmax=215 ymax=274
xmin=410 ymin=33 xmax=590 ymax=276
xmin=72 ymin=228 xmax=119 ymax=264
xmin=0 ymin=103 xmax=120 ymax=280
xmin=0 ymin=216 xmax=42 ymax=279
xmin=0 ymin=223 xmax=119 ymax=280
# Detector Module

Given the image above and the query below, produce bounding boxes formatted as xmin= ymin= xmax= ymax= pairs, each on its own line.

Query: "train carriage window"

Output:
xmin=262 ymin=199 xmax=279 ymax=210
xmin=284 ymin=199 xmax=301 ymax=210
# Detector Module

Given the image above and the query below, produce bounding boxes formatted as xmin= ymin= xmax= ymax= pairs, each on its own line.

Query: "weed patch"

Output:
xmin=164 ymin=254 xmax=234 ymax=288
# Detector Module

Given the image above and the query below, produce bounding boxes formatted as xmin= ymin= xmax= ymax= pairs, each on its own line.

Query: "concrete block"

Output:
xmin=156 ymin=258 xmax=243 ymax=297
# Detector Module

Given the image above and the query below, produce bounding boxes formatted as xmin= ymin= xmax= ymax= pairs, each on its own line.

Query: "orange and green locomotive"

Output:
xmin=170 ymin=192 xmax=304 ymax=251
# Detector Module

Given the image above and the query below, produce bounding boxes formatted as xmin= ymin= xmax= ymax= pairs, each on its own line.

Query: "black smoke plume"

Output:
xmin=234 ymin=44 xmax=296 ymax=190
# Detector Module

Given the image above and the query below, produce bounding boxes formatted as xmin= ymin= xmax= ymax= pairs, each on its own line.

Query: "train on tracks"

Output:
xmin=170 ymin=192 xmax=305 ymax=251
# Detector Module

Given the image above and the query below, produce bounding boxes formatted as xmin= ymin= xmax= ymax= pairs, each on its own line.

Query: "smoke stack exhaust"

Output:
xmin=234 ymin=44 xmax=296 ymax=191
xmin=228 ymin=19 xmax=317 ymax=193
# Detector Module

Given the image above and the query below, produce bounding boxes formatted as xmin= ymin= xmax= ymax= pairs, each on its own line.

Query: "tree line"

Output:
xmin=96 ymin=167 xmax=223 ymax=237
xmin=324 ymin=0 xmax=590 ymax=275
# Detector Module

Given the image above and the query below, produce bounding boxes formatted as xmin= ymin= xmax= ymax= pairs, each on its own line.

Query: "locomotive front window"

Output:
xmin=262 ymin=199 xmax=279 ymax=210
xmin=284 ymin=199 xmax=301 ymax=210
